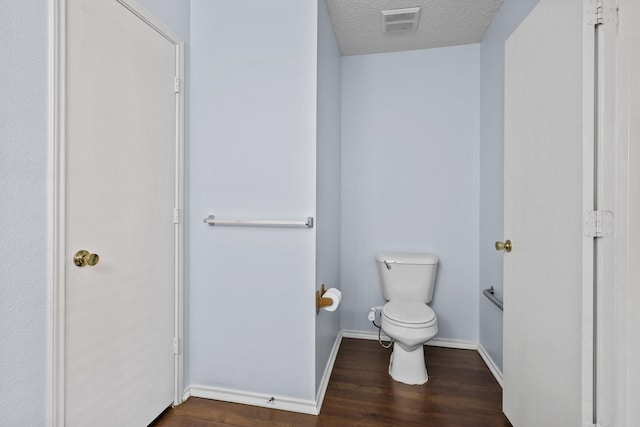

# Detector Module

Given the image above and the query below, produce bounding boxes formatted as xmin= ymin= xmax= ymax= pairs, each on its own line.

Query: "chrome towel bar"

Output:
xmin=483 ymin=287 xmax=503 ymax=311
xmin=203 ymin=215 xmax=314 ymax=229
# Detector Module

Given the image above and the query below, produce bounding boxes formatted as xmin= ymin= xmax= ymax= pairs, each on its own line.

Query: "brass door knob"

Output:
xmin=495 ymin=240 xmax=512 ymax=253
xmin=74 ymin=250 xmax=100 ymax=267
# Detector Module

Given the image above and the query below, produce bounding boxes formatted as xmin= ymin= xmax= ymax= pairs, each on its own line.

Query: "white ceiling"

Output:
xmin=325 ymin=0 xmax=504 ymax=56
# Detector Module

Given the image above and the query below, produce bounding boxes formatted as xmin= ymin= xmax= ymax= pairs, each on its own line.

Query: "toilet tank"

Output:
xmin=376 ymin=252 xmax=439 ymax=303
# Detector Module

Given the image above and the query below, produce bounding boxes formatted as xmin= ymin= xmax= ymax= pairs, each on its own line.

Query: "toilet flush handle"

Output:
xmin=384 ymin=260 xmax=393 ymax=270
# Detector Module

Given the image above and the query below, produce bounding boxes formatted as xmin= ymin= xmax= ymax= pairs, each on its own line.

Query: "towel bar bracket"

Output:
xmin=483 ymin=286 xmax=504 ymax=311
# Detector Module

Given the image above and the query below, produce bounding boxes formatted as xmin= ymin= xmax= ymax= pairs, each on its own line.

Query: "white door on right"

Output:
xmin=502 ymin=0 xmax=594 ymax=426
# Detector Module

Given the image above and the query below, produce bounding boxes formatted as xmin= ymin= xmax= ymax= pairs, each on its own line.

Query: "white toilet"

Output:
xmin=376 ymin=252 xmax=439 ymax=385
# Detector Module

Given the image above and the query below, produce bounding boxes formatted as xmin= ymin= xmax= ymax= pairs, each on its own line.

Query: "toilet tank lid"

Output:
xmin=376 ymin=252 xmax=439 ymax=265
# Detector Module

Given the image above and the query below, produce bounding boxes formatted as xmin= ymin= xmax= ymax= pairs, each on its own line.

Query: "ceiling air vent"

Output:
xmin=381 ymin=7 xmax=421 ymax=34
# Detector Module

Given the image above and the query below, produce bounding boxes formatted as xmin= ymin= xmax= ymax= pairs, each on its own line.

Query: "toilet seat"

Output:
xmin=382 ymin=299 xmax=436 ymax=329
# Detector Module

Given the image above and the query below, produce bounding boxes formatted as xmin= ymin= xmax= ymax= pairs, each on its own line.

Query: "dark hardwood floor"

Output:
xmin=154 ymin=338 xmax=511 ymax=426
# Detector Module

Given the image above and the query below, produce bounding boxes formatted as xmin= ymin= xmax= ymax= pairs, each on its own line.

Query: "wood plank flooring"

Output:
xmin=153 ymin=338 xmax=511 ymax=426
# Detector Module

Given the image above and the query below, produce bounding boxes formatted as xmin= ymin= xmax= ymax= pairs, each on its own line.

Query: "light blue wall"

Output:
xmin=341 ymin=45 xmax=481 ymax=342
xmin=189 ymin=0 xmax=319 ymax=400
xmin=315 ymin=0 xmax=341 ymax=395
xmin=0 ymin=1 xmax=49 ymax=425
xmin=479 ymin=0 xmax=541 ymax=372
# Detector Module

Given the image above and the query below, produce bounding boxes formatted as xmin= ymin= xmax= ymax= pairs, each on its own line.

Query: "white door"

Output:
xmin=600 ymin=0 xmax=640 ymax=424
xmin=623 ymin=1 xmax=640 ymax=421
xmin=63 ymin=0 xmax=181 ymax=425
xmin=502 ymin=0 xmax=594 ymax=426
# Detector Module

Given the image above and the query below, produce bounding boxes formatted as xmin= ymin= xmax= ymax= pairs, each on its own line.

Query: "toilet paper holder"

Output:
xmin=316 ymin=284 xmax=333 ymax=314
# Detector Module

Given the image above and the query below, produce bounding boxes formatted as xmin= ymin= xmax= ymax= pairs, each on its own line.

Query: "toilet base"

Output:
xmin=388 ymin=344 xmax=428 ymax=385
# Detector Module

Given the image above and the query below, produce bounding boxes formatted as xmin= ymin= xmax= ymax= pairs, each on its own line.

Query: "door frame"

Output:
xmin=598 ymin=0 xmax=640 ymax=424
xmin=48 ymin=1 xmax=185 ymax=425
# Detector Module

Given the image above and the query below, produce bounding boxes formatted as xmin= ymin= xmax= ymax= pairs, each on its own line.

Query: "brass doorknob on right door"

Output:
xmin=495 ymin=240 xmax=512 ymax=253
xmin=74 ymin=250 xmax=100 ymax=267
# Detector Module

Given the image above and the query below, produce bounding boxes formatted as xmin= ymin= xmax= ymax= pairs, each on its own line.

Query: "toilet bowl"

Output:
xmin=381 ymin=299 xmax=438 ymax=385
xmin=376 ymin=252 xmax=439 ymax=385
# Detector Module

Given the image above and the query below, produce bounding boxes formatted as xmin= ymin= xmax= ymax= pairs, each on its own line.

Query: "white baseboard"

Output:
xmin=341 ymin=329 xmax=391 ymax=341
xmin=184 ymin=331 xmax=343 ymax=416
xmin=315 ymin=331 xmax=342 ymax=414
xmin=427 ymin=337 xmax=478 ymax=350
xmin=181 ymin=330 xmax=503 ymax=417
xmin=181 ymin=334 xmax=342 ymax=417
xmin=477 ymin=343 xmax=503 ymax=387
xmin=187 ymin=384 xmax=318 ymax=415
xmin=341 ymin=329 xmax=478 ymax=350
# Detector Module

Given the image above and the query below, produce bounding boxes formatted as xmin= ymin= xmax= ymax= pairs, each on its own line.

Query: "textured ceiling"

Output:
xmin=326 ymin=0 xmax=504 ymax=56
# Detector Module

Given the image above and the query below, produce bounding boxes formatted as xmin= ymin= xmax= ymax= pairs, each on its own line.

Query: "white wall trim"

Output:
xmin=478 ymin=343 xmax=503 ymax=387
xmin=50 ymin=1 xmax=67 ymax=424
xmin=341 ymin=329 xmax=390 ymax=341
xmin=315 ymin=331 xmax=342 ymax=414
xmin=48 ymin=0 xmax=55 ymax=421
xmin=341 ymin=330 xmax=478 ymax=350
xmin=187 ymin=385 xmax=319 ymax=416
xmin=427 ymin=337 xmax=479 ymax=350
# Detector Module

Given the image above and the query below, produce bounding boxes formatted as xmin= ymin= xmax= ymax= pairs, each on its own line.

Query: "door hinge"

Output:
xmin=584 ymin=210 xmax=614 ymax=237
xmin=586 ymin=0 xmax=614 ymax=25
xmin=173 ymin=208 xmax=180 ymax=224
xmin=174 ymin=76 xmax=181 ymax=93
xmin=173 ymin=337 xmax=179 ymax=354
xmin=585 ymin=0 xmax=604 ymax=25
